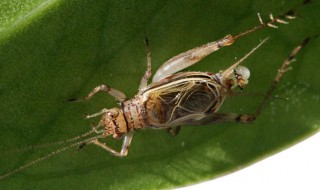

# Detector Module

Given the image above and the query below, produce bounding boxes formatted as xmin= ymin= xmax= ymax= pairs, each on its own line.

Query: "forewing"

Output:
xmin=145 ymin=73 xmax=224 ymax=128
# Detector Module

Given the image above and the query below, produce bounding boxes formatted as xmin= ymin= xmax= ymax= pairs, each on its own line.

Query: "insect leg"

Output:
xmin=253 ymin=37 xmax=311 ymax=118
xmin=166 ymin=126 xmax=181 ymax=136
xmin=233 ymin=0 xmax=311 ymax=40
xmin=152 ymin=1 xmax=310 ymax=83
xmin=196 ymin=37 xmax=311 ymax=125
xmin=69 ymin=84 xmax=126 ymax=102
xmin=138 ymin=38 xmax=152 ymax=93
xmin=92 ymin=130 xmax=134 ymax=157
xmin=152 ymin=35 xmax=235 ymax=83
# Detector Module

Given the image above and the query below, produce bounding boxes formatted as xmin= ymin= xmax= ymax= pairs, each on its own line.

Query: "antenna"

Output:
xmin=0 ymin=134 xmax=101 ymax=180
xmin=3 ymin=130 xmax=96 ymax=155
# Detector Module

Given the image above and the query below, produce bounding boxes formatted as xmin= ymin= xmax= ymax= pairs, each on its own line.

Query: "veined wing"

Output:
xmin=143 ymin=72 xmax=225 ymax=128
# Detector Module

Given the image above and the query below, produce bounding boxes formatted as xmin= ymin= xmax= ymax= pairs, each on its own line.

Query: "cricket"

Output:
xmin=0 ymin=1 xmax=312 ymax=180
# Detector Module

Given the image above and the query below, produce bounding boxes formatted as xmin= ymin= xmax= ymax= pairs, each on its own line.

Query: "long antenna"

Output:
xmin=3 ymin=130 xmax=96 ymax=155
xmin=0 ymin=135 xmax=100 ymax=180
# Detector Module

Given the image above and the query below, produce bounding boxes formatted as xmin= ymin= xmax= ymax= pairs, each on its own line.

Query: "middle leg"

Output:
xmin=139 ymin=38 xmax=152 ymax=94
xmin=166 ymin=126 xmax=181 ymax=136
xmin=69 ymin=84 xmax=126 ymax=102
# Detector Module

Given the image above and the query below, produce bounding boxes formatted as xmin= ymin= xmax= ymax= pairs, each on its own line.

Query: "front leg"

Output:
xmin=92 ymin=130 xmax=134 ymax=157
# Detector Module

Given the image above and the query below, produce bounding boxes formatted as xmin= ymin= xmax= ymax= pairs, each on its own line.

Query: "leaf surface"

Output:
xmin=0 ymin=0 xmax=319 ymax=189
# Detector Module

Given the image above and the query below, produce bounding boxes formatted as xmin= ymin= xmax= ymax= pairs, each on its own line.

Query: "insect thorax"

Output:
xmin=122 ymin=96 xmax=148 ymax=130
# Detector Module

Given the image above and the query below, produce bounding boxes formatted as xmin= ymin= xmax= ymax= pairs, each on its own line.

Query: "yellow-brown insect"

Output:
xmin=0 ymin=2 xmax=311 ymax=180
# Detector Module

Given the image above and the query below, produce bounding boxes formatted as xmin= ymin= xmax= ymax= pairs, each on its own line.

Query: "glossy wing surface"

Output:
xmin=144 ymin=72 xmax=225 ymax=128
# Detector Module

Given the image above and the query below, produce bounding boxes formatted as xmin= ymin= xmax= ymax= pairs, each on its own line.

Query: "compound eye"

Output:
xmin=235 ymin=66 xmax=250 ymax=80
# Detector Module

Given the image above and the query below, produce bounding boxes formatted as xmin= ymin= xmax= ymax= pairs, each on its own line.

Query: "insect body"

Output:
xmin=0 ymin=2 xmax=312 ymax=180
xmin=85 ymin=36 xmax=264 ymax=157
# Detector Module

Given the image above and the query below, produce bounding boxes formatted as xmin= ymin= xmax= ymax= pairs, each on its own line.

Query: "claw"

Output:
xmin=83 ymin=113 xmax=90 ymax=119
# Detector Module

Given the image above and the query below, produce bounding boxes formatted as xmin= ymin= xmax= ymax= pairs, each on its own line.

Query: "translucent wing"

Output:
xmin=143 ymin=72 xmax=226 ymax=128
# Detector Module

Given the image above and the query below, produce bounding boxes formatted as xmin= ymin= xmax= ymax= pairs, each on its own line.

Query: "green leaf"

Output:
xmin=0 ymin=0 xmax=319 ymax=189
